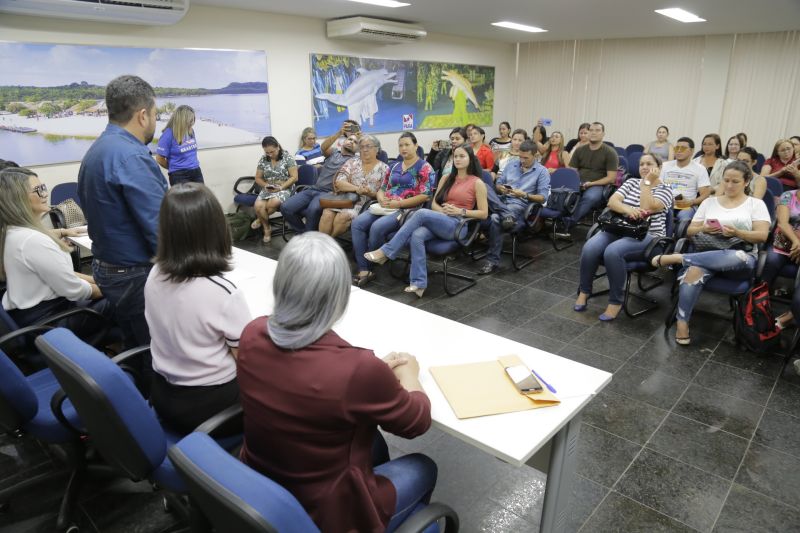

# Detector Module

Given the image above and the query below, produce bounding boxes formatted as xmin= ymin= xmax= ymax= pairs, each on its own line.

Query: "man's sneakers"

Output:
xmin=477 ymin=262 xmax=499 ymax=275
xmin=501 ymin=215 xmax=516 ymax=231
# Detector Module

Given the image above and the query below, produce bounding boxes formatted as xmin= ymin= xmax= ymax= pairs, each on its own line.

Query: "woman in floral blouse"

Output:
xmin=351 ymin=132 xmax=434 ymax=286
xmin=319 ymin=135 xmax=389 ymax=238
xmin=251 ymin=136 xmax=298 ymax=243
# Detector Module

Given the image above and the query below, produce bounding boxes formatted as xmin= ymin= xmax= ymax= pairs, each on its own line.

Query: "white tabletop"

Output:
xmin=231 ymin=246 xmax=611 ymax=467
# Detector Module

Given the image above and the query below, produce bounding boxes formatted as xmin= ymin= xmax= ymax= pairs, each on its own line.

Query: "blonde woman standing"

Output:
xmin=156 ymin=105 xmax=204 ymax=186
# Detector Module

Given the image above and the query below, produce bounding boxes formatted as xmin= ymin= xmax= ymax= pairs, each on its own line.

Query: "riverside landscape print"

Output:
xmin=0 ymin=42 xmax=270 ymax=166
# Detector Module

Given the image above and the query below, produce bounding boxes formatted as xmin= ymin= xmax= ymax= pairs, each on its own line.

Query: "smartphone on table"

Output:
xmin=505 ymin=365 xmax=543 ymax=394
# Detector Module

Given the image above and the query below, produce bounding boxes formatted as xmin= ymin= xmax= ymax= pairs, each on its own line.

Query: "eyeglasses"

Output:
xmin=674 ymin=146 xmax=691 ymax=152
xmin=360 ymin=144 xmax=377 ymax=150
xmin=30 ymin=184 xmax=48 ymax=198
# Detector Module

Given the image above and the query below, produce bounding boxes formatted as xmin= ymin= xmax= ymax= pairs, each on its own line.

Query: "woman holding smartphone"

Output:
xmin=251 ymin=136 xmax=298 ymax=243
xmin=651 ymin=161 xmax=770 ymax=345
xmin=426 ymin=127 xmax=467 ymax=178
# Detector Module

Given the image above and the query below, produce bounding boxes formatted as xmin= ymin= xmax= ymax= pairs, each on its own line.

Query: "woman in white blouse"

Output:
xmin=0 ymin=167 xmax=108 ymax=335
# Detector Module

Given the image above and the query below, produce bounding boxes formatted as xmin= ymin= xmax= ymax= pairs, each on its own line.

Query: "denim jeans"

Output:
xmin=676 ymin=250 xmax=756 ymax=322
xmin=567 ymin=185 xmax=605 ymax=228
xmin=483 ymin=205 xmax=527 ymax=266
xmin=167 ymin=167 xmax=204 ymax=186
xmin=675 ymin=206 xmax=697 ymax=223
xmin=280 ymin=188 xmax=324 ymax=233
xmin=579 ymin=231 xmax=655 ymax=304
xmin=376 ymin=453 xmax=438 ymax=533
xmin=92 ymin=260 xmax=152 ymax=348
xmin=380 ymin=209 xmax=466 ymax=289
xmin=760 ymin=247 xmax=797 ymax=287
xmin=351 ymin=211 xmax=402 ymax=272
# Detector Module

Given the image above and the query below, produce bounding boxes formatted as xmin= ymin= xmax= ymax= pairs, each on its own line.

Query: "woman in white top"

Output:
xmin=0 ymin=167 xmax=108 ymax=336
xmin=652 ymin=162 xmax=770 ymax=345
xmin=144 ymin=183 xmax=252 ymax=433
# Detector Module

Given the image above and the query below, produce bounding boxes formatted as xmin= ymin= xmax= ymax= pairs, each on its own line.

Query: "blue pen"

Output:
xmin=531 ymin=369 xmax=557 ymax=394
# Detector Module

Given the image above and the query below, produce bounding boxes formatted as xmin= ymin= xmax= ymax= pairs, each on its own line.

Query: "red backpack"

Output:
xmin=735 ymin=281 xmax=781 ymax=353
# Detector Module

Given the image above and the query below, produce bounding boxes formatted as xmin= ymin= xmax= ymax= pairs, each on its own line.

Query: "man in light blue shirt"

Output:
xmin=477 ymin=140 xmax=550 ymax=274
xmin=78 ymin=74 xmax=166 ymax=348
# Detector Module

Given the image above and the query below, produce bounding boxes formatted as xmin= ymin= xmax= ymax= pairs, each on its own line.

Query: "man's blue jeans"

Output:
xmin=280 ymin=188 xmax=325 ymax=233
xmin=676 ymin=250 xmax=755 ymax=322
xmin=91 ymin=260 xmax=151 ymax=348
xmin=380 ymin=209 xmax=466 ymax=289
xmin=352 ymin=212 xmax=402 ymax=272
xmin=567 ymin=185 xmax=605 ymax=228
xmin=676 ymin=206 xmax=697 ymax=223
xmin=579 ymin=231 xmax=655 ymax=304
xmin=483 ymin=205 xmax=527 ymax=266
xmin=376 ymin=453 xmax=438 ymax=533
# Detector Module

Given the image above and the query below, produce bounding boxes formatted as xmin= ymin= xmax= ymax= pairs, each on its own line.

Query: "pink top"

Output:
xmin=543 ymin=150 xmax=562 ymax=170
xmin=445 ymin=174 xmax=479 ymax=210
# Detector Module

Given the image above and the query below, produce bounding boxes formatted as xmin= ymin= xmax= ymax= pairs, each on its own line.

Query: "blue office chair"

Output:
xmin=626 ymin=152 xmax=643 ymax=179
xmin=35 ymin=328 xmax=242 ymax=528
xmin=617 ymin=155 xmax=628 ymax=175
xmin=0 ymin=347 xmax=88 ymax=532
xmin=168 ymin=432 xmax=459 ymax=533
xmin=50 ymin=182 xmax=81 ymax=209
xmin=626 ymin=144 xmax=645 ymax=156
xmin=587 ymin=208 xmax=676 ymax=317
xmin=765 ymin=176 xmax=783 ymax=199
xmin=281 ymin=165 xmax=319 ymax=241
xmin=754 ymin=153 xmax=766 ymax=175
xmin=614 ymin=146 xmax=626 ymax=158
xmin=378 ymin=149 xmax=389 ymax=164
xmin=529 ymin=168 xmax=581 ymax=251
xmin=761 ymin=192 xmax=776 ymax=220
xmin=603 ymin=141 xmax=615 ymax=147
xmin=233 ymin=176 xmax=259 ymax=211
xmin=416 ymin=145 xmax=425 ymax=159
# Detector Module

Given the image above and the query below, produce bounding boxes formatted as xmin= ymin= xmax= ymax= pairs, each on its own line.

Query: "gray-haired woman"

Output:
xmin=236 ymin=232 xmax=438 ymax=533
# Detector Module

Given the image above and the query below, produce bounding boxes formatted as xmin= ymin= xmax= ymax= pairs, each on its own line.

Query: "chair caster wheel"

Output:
xmin=162 ymin=496 xmax=172 ymax=513
xmin=64 ymin=525 xmax=79 ymax=533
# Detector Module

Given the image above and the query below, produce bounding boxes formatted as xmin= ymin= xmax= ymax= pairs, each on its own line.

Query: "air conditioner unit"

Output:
xmin=327 ymin=16 xmax=426 ymax=44
xmin=0 ymin=0 xmax=190 ymax=26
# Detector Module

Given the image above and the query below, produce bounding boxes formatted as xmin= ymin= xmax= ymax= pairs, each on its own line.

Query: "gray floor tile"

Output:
xmin=606 ymin=363 xmax=689 ymax=411
xmin=616 ymin=448 xmax=730 ymax=532
xmin=575 ymin=423 xmax=640 ymax=487
xmin=473 ymin=276 xmax=525 ymax=298
xmin=753 ymin=408 xmax=800 ymax=459
xmin=417 ymin=299 xmax=473 ymax=322
xmin=693 ymin=362 xmax=777 ymax=406
xmin=439 ymin=285 xmax=497 ymax=314
xmin=579 ymin=491 xmax=699 ymax=533
xmin=471 ymin=300 xmax=539 ymax=327
xmin=527 ymin=275 xmax=580 ymax=297
xmin=462 ymin=314 xmax=517 ymax=336
xmin=565 ymin=475 xmax=609 ymax=533
xmin=711 ymin=341 xmax=785 ymax=378
xmin=766 ymin=379 xmax=800 ymax=415
xmin=628 ymin=334 xmax=716 ymax=381
xmin=593 ymin=314 xmax=662 ymax=341
xmin=713 ymin=483 xmax=800 ymax=533
xmin=502 ymin=286 xmax=565 ymax=311
xmin=672 ymin=384 xmax=764 ymax=440
xmin=505 ymin=328 xmax=566 ymax=353
xmin=484 ymin=463 xmax=547 ymax=525
xmin=519 ymin=311 xmax=592 ymax=340
xmin=570 ymin=326 xmax=644 ymax=360
xmin=556 ymin=345 xmax=626 ymax=373
xmin=647 ymin=414 xmax=749 ymax=480
xmin=582 ymin=390 xmax=668 ymax=445
xmin=79 ymin=479 xmax=179 ymax=533
xmin=552 ymin=265 xmax=580 ymax=283
xmin=547 ymin=297 xmax=607 ymax=326
xmin=735 ymin=443 xmax=800 ymax=509
xmin=458 ymin=497 xmax=536 ymax=533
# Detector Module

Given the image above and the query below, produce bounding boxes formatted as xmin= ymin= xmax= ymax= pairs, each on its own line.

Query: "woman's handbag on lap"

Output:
xmin=318 ymin=192 xmax=358 ymax=209
xmin=597 ymin=210 xmax=651 ymax=240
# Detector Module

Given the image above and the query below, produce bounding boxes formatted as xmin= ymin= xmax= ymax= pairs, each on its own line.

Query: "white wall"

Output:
xmin=0 ymin=6 xmax=514 ymax=208
xmin=513 ymin=31 xmax=800 ymax=155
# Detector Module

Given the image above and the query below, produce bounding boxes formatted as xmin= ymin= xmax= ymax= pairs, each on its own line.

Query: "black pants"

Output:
xmin=150 ymin=371 xmax=240 ymax=434
xmin=168 ymin=167 xmax=204 ymax=187
xmin=9 ymin=296 xmax=113 ymax=341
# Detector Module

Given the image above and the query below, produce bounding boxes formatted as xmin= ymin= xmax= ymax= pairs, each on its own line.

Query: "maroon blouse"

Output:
xmin=237 ymin=317 xmax=432 ymax=533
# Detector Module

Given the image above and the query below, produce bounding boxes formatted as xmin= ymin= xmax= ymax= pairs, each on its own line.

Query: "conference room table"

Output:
xmin=71 ymin=237 xmax=611 ymax=533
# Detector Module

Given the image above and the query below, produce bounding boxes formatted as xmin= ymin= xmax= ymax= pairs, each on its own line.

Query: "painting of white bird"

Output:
xmin=441 ymin=70 xmax=481 ymax=111
xmin=315 ymin=68 xmax=398 ymax=126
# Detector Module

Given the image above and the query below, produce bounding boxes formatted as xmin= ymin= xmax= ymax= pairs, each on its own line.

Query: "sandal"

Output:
xmin=251 ymin=219 xmax=262 ymax=230
xmin=353 ymin=271 xmax=375 ymax=287
xmin=650 ymin=255 xmax=664 ymax=268
xmin=676 ymin=336 xmax=691 ymax=346
xmin=404 ymin=285 xmax=425 ymax=298
xmin=364 ymin=251 xmax=388 ymax=265
xmin=262 ymin=231 xmax=272 ymax=244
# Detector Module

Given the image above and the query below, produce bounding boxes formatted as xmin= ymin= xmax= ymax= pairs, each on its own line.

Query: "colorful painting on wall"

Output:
xmin=311 ymin=53 xmax=494 ymax=136
xmin=0 ymin=42 xmax=270 ymax=167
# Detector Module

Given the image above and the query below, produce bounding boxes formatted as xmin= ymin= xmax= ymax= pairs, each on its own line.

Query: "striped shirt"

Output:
xmin=613 ymin=178 xmax=674 ymax=237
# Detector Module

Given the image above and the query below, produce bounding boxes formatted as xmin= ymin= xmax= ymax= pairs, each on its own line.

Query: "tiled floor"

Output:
xmin=2 ymin=227 xmax=800 ymax=532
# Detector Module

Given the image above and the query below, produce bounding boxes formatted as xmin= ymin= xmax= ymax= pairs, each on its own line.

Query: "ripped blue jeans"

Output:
xmin=676 ymin=249 xmax=755 ymax=323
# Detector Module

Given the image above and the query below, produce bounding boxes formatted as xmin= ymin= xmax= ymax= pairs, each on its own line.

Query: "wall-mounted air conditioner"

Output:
xmin=0 ymin=0 xmax=190 ymax=26
xmin=327 ymin=16 xmax=427 ymax=45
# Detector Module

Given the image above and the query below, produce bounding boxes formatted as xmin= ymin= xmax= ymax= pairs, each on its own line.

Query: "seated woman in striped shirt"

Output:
xmin=574 ymin=153 xmax=674 ymax=321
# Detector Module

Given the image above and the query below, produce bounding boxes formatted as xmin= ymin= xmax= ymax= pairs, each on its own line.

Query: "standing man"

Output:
xmin=78 ymin=75 xmax=167 ymax=348
xmin=660 ymin=137 xmax=710 ymax=222
xmin=477 ymin=140 xmax=550 ymax=274
xmin=281 ymin=132 xmax=357 ymax=234
xmin=562 ymin=122 xmax=618 ymax=237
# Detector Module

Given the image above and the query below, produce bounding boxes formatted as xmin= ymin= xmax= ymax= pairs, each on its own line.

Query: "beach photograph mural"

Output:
xmin=0 ymin=43 xmax=270 ymax=167
xmin=311 ymin=53 xmax=494 ymax=137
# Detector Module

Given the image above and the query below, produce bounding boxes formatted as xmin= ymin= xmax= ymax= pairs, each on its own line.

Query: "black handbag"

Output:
xmin=597 ymin=210 xmax=651 ymax=240
xmin=690 ymin=232 xmax=753 ymax=252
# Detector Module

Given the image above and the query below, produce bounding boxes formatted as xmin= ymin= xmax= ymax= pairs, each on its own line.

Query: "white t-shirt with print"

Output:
xmin=661 ymin=160 xmax=710 ymax=200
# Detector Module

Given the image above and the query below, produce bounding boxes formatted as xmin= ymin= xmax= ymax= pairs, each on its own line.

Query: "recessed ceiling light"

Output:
xmin=491 ymin=21 xmax=547 ymax=33
xmin=347 ymin=0 xmax=410 ymax=7
xmin=654 ymin=8 xmax=706 ymax=23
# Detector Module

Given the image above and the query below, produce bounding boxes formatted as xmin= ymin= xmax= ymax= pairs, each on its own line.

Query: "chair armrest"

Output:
xmin=360 ymin=199 xmax=377 ymax=215
xmin=644 ymin=236 xmax=675 ymax=260
xmin=294 ymin=185 xmax=311 ymax=194
xmin=755 ymin=248 xmax=769 ymax=281
xmin=193 ymin=404 xmax=243 ymax=438
xmin=233 ymin=176 xmax=257 ymax=195
xmin=394 ymin=502 xmax=460 ymax=533
xmin=601 ymin=184 xmax=615 ymax=202
xmin=675 ymin=219 xmax=691 ymax=239
xmin=50 ymin=389 xmax=84 ymax=437
xmin=111 ymin=345 xmax=151 ymax=391
xmin=674 ymin=237 xmax=689 ymax=254
xmin=35 ymin=306 xmax=108 ymax=328
xmin=0 ymin=325 xmax=54 ymax=352
xmin=111 ymin=345 xmax=151 ymax=366
xmin=453 ymin=218 xmax=480 ymax=247
xmin=397 ymin=207 xmax=421 ymax=227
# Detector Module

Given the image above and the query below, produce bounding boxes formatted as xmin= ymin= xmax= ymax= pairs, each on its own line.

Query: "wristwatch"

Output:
xmin=461 ymin=208 xmax=467 ymax=216
xmin=643 ymin=179 xmax=652 ymax=186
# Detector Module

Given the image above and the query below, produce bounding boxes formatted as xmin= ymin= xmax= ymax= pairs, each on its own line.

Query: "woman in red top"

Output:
xmin=539 ymin=131 xmax=571 ymax=173
xmin=762 ymin=138 xmax=800 ymax=190
xmin=468 ymin=125 xmax=495 ymax=171
xmin=237 ymin=232 xmax=437 ymax=533
xmin=364 ymin=145 xmax=489 ymax=297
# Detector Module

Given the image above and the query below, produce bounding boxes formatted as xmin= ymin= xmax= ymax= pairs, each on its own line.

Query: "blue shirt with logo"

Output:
xmin=156 ymin=127 xmax=200 ymax=172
